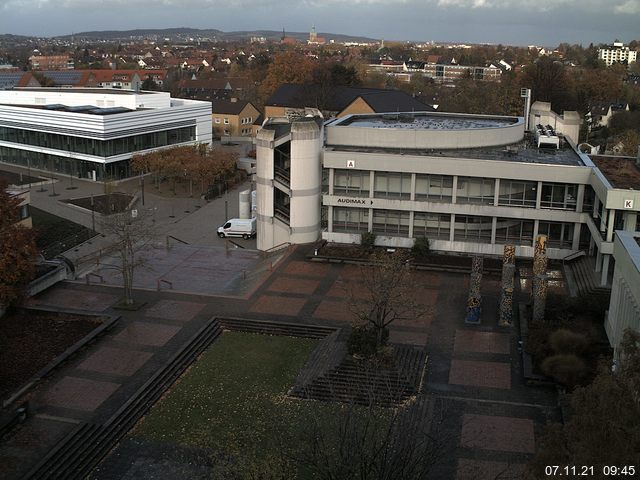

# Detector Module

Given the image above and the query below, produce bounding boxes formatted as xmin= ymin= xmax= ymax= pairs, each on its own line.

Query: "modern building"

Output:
xmin=598 ymin=42 xmax=638 ymax=66
xmin=256 ymin=110 xmax=640 ymax=290
xmin=605 ymin=230 xmax=640 ymax=360
xmin=0 ymin=88 xmax=212 ymax=180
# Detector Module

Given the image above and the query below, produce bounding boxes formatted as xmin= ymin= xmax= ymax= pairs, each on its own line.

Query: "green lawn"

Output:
xmin=132 ymin=331 xmax=394 ymax=477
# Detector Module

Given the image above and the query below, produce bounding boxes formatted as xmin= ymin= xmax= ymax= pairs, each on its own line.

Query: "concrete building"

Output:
xmin=255 ymin=110 xmax=640 ymax=290
xmin=598 ymin=42 xmax=638 ymax=66
xmin=29 ymin=55 xmax=74 ymax=70
xmin=605 ymin=230 xmax=640 ymax=360
xmin=0 ymin=88 xmax=212 ymax=180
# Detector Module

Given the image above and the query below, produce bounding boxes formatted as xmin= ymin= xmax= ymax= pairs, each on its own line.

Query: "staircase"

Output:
xmin=566 ymin=256 xmax=611 ymax=299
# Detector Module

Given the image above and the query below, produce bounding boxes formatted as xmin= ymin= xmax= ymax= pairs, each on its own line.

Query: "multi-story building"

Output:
xmin=29 ymin=55 xmax=74 ymax=70
xmin=256 ymin=111 xmax=640 ymax=291
xmin=598 ymin=42 xmax=638 ymax=66
xmin=0 ymin=88 xmax=212 ymax=180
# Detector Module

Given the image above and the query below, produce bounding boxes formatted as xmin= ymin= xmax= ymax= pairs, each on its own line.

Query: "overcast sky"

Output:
xmin=0 ymin=0 xmax=638 ymax=47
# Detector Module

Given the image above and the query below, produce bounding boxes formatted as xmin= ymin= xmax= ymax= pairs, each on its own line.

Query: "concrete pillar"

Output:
xmin=491 ymin=217 xmax=497 ymax=244
xmin=451 ymin=176 xmax=458 ymax=204
xmin=532 ymin=220 xmax=539 ymax=248
xmin=593 ymin=196 xmax=599 ymax=218
xmin=369 ymin=171 xmax=375 ymax=198
xmin=327 ymin=206 xmax=333 ymax=233
xmin=494 ymin=178 xmax=500 ymax=206
xmin=449 ymin=214 xmax=456 ymax=242
xmin=595 ymin=249 xmax=602 ymax=272
xmin=328 ymin=168 xmax=334 ymax=195
xmin=606 ymin=209 xmax=616 ymax=242
xmin=601 ymin=254 xmax=610 ymax=287
xmin=410 ymin=173 xmax=416 ymax=201
xmin=572 ymin=223 xmax=581 ymax=250
xmin=576 ymin=184 xmax=585 ymax=213
xmin=367 ymin=208 xmax=373 ymax=232
xmin=600 ymin=208 xmax=607 ymax=233
xmin=408 ymin=211 xmax=415 ymax=238
xmin=535 ymin=181 xmax=543 ymax=209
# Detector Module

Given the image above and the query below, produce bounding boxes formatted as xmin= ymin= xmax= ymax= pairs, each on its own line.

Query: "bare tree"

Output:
xmin=349 ymin=250 xmax=427 ymax=348
xmin=99 ymin=208 xmax=155 ymax=305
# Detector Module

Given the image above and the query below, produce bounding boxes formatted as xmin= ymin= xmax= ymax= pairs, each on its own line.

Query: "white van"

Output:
xmin=217 ymin=218 xmax=256 ymax=239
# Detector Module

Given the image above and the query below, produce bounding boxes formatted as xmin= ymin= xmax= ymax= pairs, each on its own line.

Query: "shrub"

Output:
xmin=411 ymin=237 xmax=430 ymax=259
xmin=541 ymin=354 xmax=590 ymax=389
xmin=549 ymin=329 xmax=591 ymax=355
xmin=360 ymin=231 xmax=376 ymax=250
xmin=348 ymin=324 xmax=388 ymax=358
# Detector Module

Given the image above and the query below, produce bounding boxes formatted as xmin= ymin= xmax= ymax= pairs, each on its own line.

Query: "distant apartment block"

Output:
xmin=598 ymin=42 xmax=638 ymax=66
xmin=29 ymin=55 xmax=74 ymax=70
xmin=211 ymin=99 xmax=260 ymax=139
xmin=368 ymin=61 xmax=501 ymax=82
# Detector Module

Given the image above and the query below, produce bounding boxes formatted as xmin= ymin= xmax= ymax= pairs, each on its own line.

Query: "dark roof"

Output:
xmin=253 ymin=114 xmax=263 ymax=126
xmin=210 ymin=99 xmax=254 ymax=115
xmin=266 ymin=84 xmax=433 ymax=114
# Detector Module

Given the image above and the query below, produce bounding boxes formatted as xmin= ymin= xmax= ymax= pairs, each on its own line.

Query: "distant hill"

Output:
xmin=55 ymin=27 xmax=377 ymax=44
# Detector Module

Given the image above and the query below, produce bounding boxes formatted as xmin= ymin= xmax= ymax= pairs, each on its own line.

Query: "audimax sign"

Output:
xmin=336 ymin=198 xmax=374 ymax=205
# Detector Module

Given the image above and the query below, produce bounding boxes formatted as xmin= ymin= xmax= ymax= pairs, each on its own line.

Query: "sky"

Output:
xmin=0 ymin=0 xmax=638 ymax=47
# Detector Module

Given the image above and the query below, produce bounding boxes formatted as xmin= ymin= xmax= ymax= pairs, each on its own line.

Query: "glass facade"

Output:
xmin=540 ymin=182 xmax=578 ymax=210
xmin=0 ymin=126 xmax=196 ymax=157
xmin=372 ymin=209 xmax=410 ymax=236
xmin=373 ymin=171 xmax=411 ymax=199
xmin=334 ymin=169 xmax=370 ymax=197
xmin=414 ymin=212 xmax=450 ymax=240
xmin=498 ymin=180 xmax=537 ymax=207
xmin=333 ymin=207 xmax=368 ymax=232
xmin=495 ymin=218 xmax=534 ymax=245
xmin=538 ymin=221 xmax=574 ymax=249
xmin=415 ymin=174 xmax=453 ymax=201
xmin=457 ymin=177 xmax=495 ymax=205
xmin=454 ymin=215 xmax=493 ymax=243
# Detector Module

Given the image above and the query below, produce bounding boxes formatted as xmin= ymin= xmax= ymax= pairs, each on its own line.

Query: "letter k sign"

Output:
xmin=624 ymin=199 xmax=633 ymax=209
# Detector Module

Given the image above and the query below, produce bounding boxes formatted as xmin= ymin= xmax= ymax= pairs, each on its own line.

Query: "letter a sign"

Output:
xmin=346 ymin=160 xmax=356 ymax=168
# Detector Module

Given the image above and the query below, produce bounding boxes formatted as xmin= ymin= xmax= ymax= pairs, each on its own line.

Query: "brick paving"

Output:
xmin=453 ymin=330 xmax=511 ymax=355
xmin=449 ymin=359 xmax=512 ymax=389
xmin=41 ymin=376 xmax=121 ymax=412
xmin=0 ymin=244 xmax=562 ymax=480
xmin=77 ymin=347 xmax=153 ymax=377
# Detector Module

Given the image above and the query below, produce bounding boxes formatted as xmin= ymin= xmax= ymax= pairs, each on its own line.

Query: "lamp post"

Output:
xmin=139 ymin=172 xmax=145 ymax=206
xmin=49 ymin=177 xmax=59 ymax=197
xmin=91 ymin=193 xmax=96 ymax=232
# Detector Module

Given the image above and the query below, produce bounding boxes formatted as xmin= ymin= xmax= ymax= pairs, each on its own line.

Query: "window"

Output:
xmin=540 ymin=182 xmax=577 ymax=210
xmin=457 ymin=177 xmax=495 ymax=205
xmin=214 ymin=118 xmax=220 ymax=124
xmin=538 ymin=221 xmax=574 ymax=249
xmin=415 ymin=174 xmax=453 ymax=202
xmin=223 ymin=118 xmax=229 ymax=124
xmin=414 ymin=212 xmax=450 ymax=240
xmin=498 ymin=180 xmax=537 ymax=207
xmin=374 ymin=172 xmax=411 ymax=199
xmin=453 ymin=215 xmax=492 ymax=243
xmin=333 ymin=207 xmax=369 ymax=233
xmin=372 ymin=209 xmax=410 ymax=236
xmin=334 ymin=169 xmax=370 ymax=197
xmin=495 ymin=218 xmax=534 ymax=245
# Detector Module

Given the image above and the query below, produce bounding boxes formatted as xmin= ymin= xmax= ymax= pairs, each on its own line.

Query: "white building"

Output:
xmin=256 ymin=111 xmax=640 ymax=290
xmin=598 ymin=42 xmax=638 ymax=66
xmin=0 ymin=88 xmax=212 ymax=180
xmin=605 ymin=230 xmax=640 ymax=360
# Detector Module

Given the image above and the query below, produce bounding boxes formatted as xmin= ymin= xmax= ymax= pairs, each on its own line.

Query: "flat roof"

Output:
xmin=0 ymin=103 xmax=137 ymax=115
xmin=341 ymin=113 xmax=517 ymax=130
xmin=328 ymin=134 xmax=585 ymax=167
xmin=590 ymin=155 xmax=640 ymax=190
xmin=14 ymin=87 xmax=149 ymax=95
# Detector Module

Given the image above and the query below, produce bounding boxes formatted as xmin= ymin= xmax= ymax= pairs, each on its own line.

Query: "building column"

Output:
xmin=491 ymin=217 xmax=497 ymax=244
xmin=595 ymin=248 xmax=602 ymax=272
xmin=369 ymin=171 xmax=375 ymax=198
xmin=328 ymin=168 xmax=334 ymax=195
xmin=593 ymin=196 xmax=600 ymax=219
xmin=572 ymin=223 xmax=581 ymax=250
xmin=449 ymin=213 xmax=456 ymax=242
xmin=606 ymin=209 xmax=616 ymax=242
xmin=410 ymin=173 xmax=416 ymax=201
xmin=368 ymin=208 xmax=373 ymax=232
xmin=601 ymin=254 xmax=610 ymax=287
xmin=494 ymin=178 xmax=500 ymax=206
xmin=327 ymin=206 xmax=333 ymax=233
xmin=451 ymin=176 xmax=458 ymax=204
xmin=533 ymin=220 xmax=539 ymax=248
xmin=535 ymin=181 xmax=543 ymax=209
xmin=408 ymin=211 xmax=415 ymax=238
xmin=576 ymin=184 xmax=585 ymax=213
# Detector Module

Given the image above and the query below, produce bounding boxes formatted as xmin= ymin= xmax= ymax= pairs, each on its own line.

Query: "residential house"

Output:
xmin=588 ymin=102 xmax=630 ymax=129
xmin=29 ymin=55 xmax=74 ymax=70
xmin=211 ymin=99 xmax=260 ymax=139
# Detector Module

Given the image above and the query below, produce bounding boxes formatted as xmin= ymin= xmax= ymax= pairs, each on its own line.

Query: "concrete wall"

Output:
xmin=605 ymin=231 xmax=640 ymax=359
